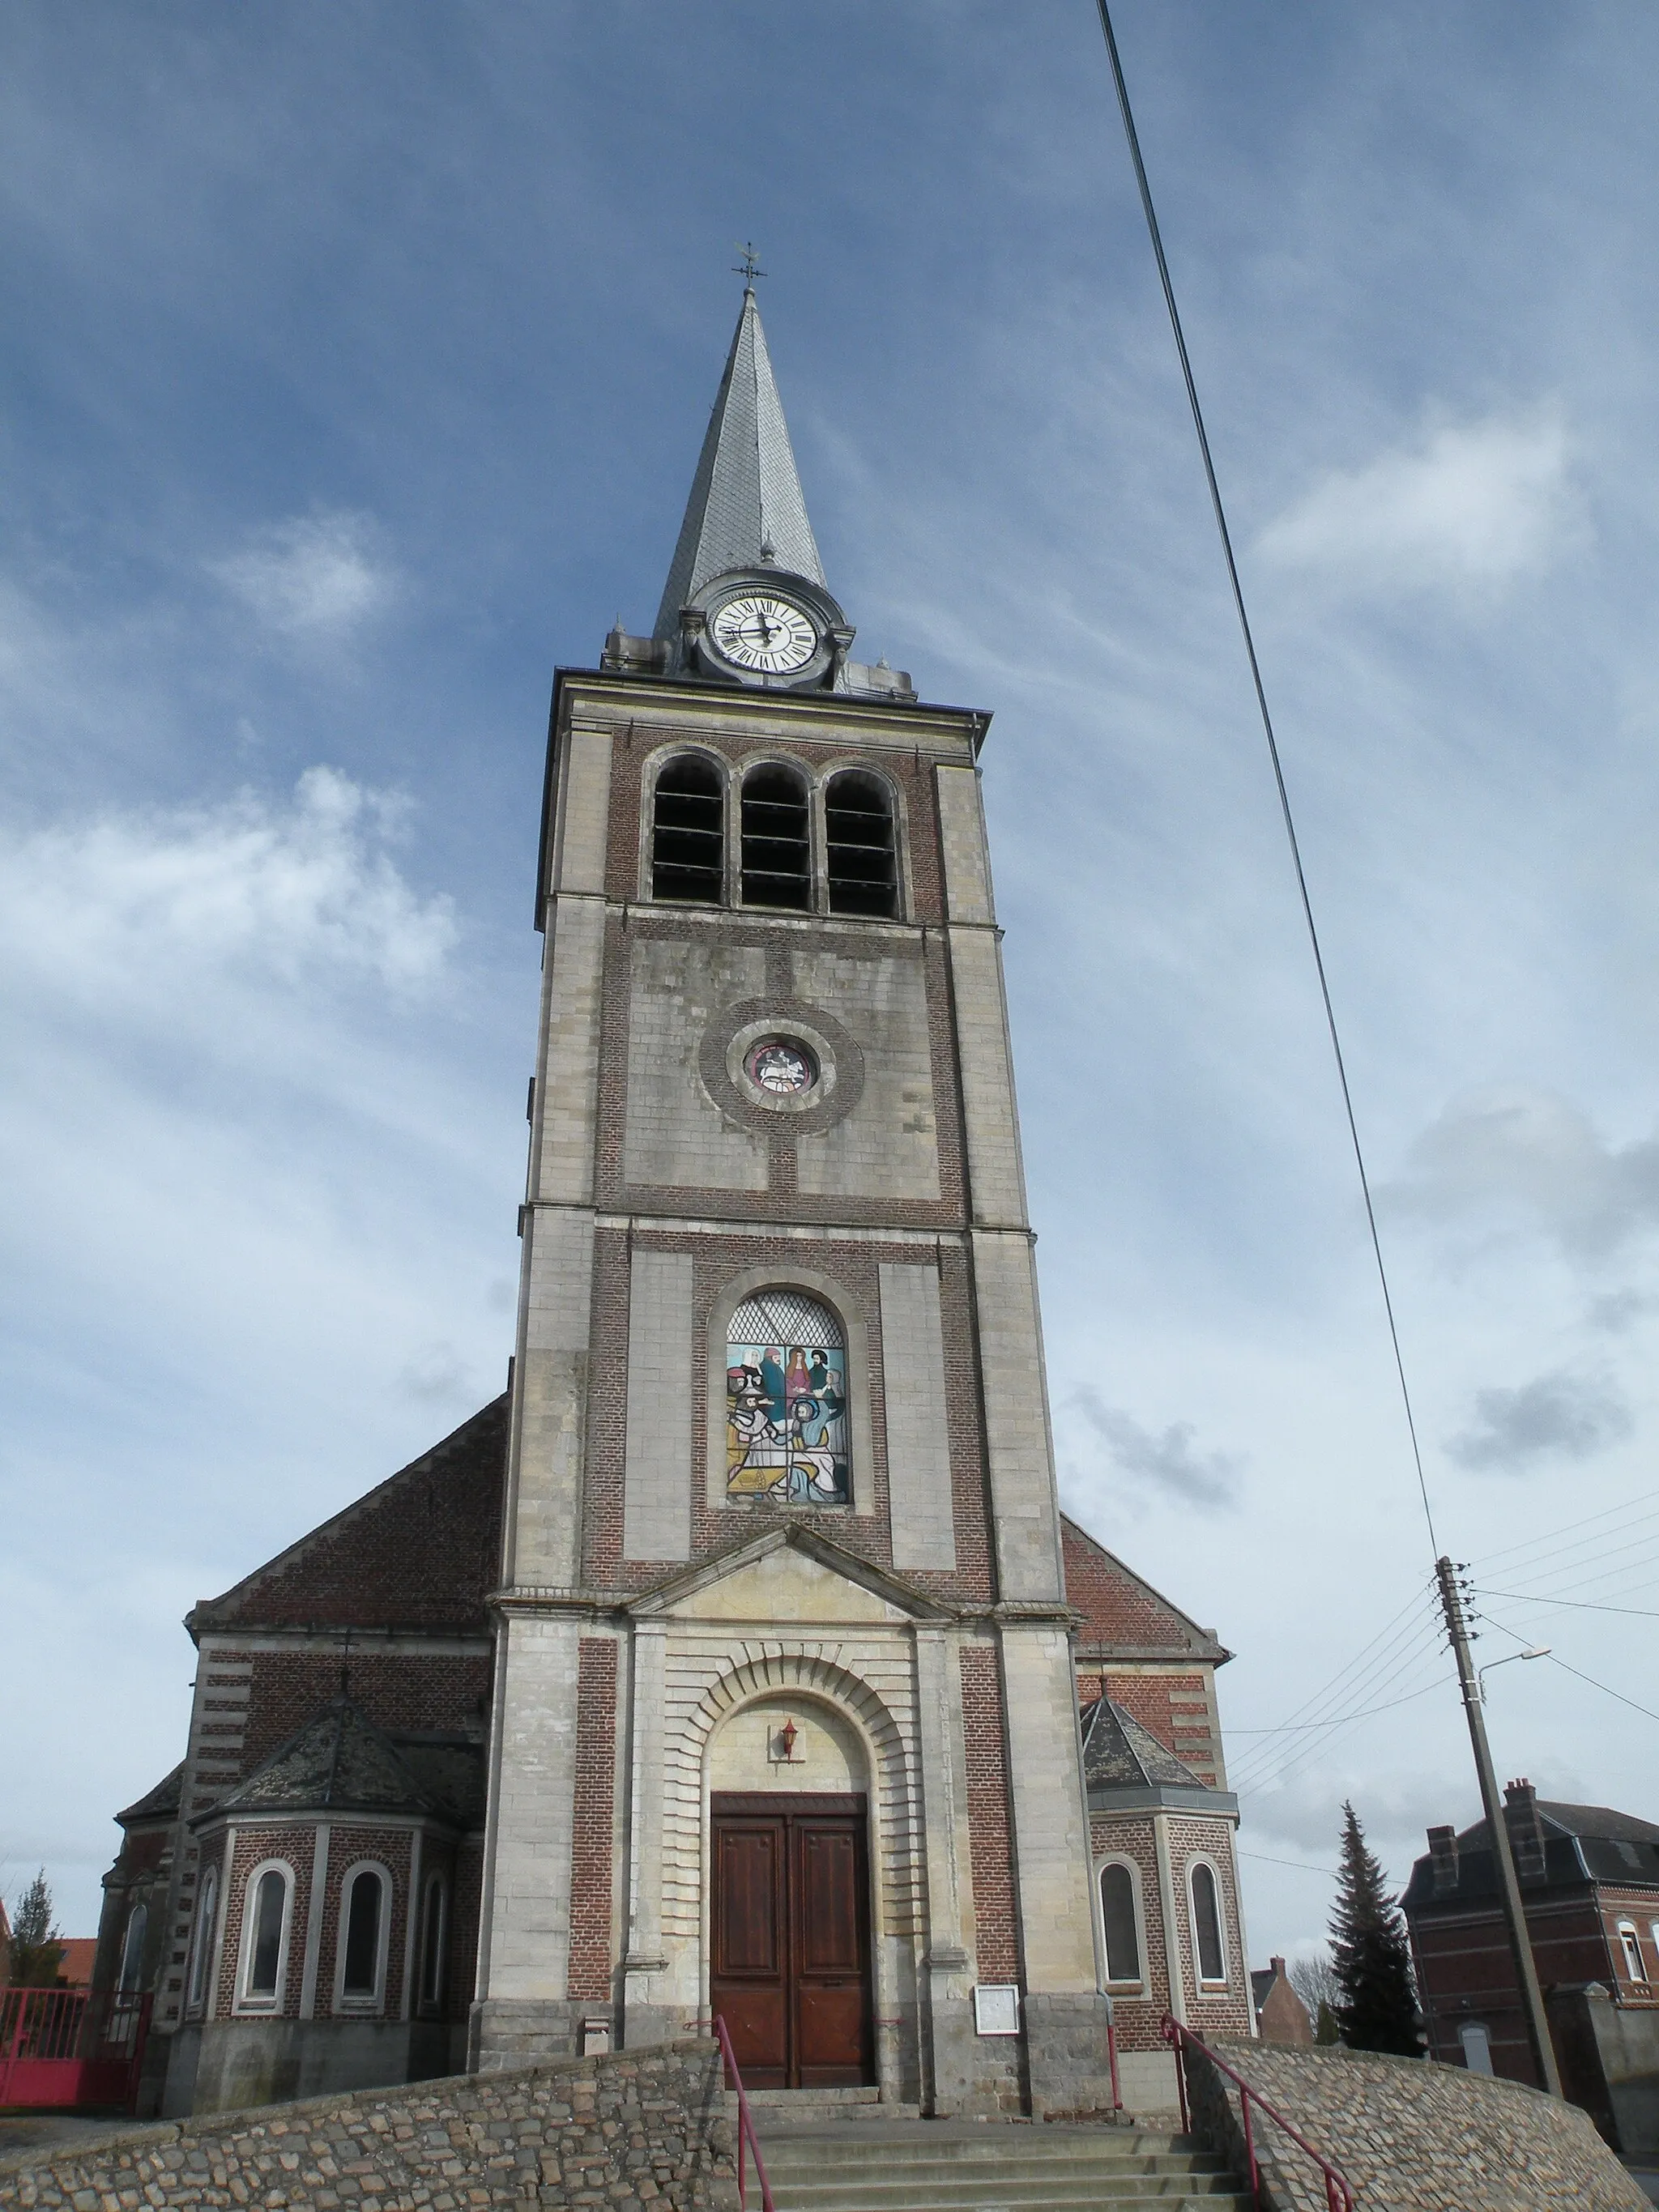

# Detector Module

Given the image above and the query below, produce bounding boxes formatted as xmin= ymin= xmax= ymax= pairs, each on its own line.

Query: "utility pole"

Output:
xmin=1435 ymin=1556 xmax=1562 ymax=2096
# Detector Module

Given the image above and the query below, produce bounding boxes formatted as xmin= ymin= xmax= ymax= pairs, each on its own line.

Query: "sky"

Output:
xmin=6 ymin=0 xmax=1659 ymax=1974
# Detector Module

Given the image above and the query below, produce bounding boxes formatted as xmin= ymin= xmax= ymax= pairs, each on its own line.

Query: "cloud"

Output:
xmin=1256 ymin=408 xmax=1576 ymax=596
xmin=1588 ymin=1289 xmax=1659 ymax=1334
xmin=211 ymin=512 xmax=397 ymax=638
xmin=1069 ymin=1391 xmax=1241 ymax=1511
xmin=1448 ymin=1369 xmax=1632 ymax=1472
xmin=397 ymin=1341 xmax=474 ymax=1404
xmin=0 ymin=767 xmax=456 ymax=1012
xmin=1386 ymin=1088 xmax=1659 ymax=1260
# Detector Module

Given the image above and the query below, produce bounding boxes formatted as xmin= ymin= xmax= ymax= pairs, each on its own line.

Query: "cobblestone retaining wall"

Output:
xmin=1186 ymin=2038 xmax=1646 ymax=2212
xmin=0 ymin=2043 xmax=736 ymax=2212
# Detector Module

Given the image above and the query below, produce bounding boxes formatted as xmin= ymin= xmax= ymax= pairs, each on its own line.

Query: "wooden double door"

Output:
xmin=710 ymin=1792 xmax=874 ymax=2090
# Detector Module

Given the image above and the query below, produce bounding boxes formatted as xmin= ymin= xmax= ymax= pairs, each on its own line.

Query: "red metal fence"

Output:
xmin=0 ymin=1988 xmax=151 ymax=2112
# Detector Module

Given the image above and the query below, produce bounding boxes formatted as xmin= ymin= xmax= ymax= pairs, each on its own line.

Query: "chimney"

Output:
xmin=1504 ymin=1778 xmax=1547 ymax=1881
xmin=1269 ymin=1955 xmax=1287 ymax=1980
xmin=1427 ymin=1824 xmax=1461 ymax=1894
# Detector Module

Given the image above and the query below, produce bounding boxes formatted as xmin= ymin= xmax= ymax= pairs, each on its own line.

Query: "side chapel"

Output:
xmin=97 ymin=287 xmax=1254 ymax=2120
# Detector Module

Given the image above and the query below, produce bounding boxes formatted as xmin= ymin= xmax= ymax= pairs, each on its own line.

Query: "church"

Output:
xmin=95 ymin=286 xmax=1253 ymax=2123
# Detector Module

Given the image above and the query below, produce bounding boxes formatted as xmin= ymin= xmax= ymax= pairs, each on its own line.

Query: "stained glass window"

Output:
xmin=726 ymin=1291 xmax=850 ymax=1504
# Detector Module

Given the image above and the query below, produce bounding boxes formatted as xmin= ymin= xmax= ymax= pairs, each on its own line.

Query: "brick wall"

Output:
xmin=240 ymin=1655 xmax=491 ymax=1775
xmin=959 ymin=1643 xmax=1020 ymax=1984
xmin=0 ymin=2043 xmax=737 ymax=2212
xmin=582 ymin=1225 xmax=996 ymax=1602
xmin=567 ymin=1639 xmax=619 ymax=2004
xmin=1089 ymin=1813 xmax=1167 ymax=2052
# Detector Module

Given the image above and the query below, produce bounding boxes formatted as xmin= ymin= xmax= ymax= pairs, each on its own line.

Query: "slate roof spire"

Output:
xmin=652 ymin=286 xmax=826 ymax=641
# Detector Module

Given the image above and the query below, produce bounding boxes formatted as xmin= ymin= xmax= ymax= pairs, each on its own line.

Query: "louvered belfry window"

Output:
xmin=740 ymin=763 xmax=811 ymax=910
xmin=651 ymin=753 xmax=725 ymax=903
xmin=825 ymin=769 xmax=897 ymax=917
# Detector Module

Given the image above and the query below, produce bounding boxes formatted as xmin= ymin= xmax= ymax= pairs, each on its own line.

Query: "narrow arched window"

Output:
xmin=341 ymin=1869 xmax=385 ymax=2001
xmin=186 ymin=1869 xmax=219 ymax=2014
xmin=1098 ymin=1864 xmax=1141 ymax=1984
xmin=117 ymin=1903 xmax=148 ymax=1993
xmin=740 ymin=764 xmax=810 ymax=909
xmin=825 ymin=770 xmax=897 ymax=918
xmin=241 ymin=1866 xmax=289 ymax=2005
xmin=726 ymin=1289 xmax=849 ymax=1503
xmin=1191 ymin=1861 xmax=1226 ymax=1984
xmin=419 ymin=1874 xmax=448 ymax=2013
xmin=651 ymin=754 xmax=724 ymax=903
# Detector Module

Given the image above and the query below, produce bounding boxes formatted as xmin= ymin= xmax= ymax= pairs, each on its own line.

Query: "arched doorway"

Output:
xmin=706 ymin=1697 xmax=875 ymax=2090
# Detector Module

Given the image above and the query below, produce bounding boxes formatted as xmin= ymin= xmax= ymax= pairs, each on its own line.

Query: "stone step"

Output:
xmin=761 ymin=2146 xmax=1230 ymax=2176
xmin=765 ymin=2185 xmax=1247 ymax=2203
xmin=732 ymin=2088 xmax=922 ymax=2125
xmin=766 ymin=2175 xmax=1245 ymax=2204
xmin=759 ymin=2135 xmax=1225 ymax=2168
xmin=750 ymin=2121 xmax=1248 ymax=2212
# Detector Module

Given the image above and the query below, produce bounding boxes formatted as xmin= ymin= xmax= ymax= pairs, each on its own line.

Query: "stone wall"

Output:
xmin=1183 ymin=2036 xmax=1646 ymax=2212
xmin=0 ymin=2042 xmax=735 ymax=2212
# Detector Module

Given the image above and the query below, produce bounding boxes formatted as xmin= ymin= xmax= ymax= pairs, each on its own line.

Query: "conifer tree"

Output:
xmin=7 ymin=1870 xmax=66 ymax=1988
xmin=1328 ymin=1801 xmax=1422 ymax=2055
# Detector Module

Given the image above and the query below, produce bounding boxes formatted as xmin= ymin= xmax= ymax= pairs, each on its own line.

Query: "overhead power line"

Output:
xmin=1469 ymin=1486 xmax=1659 ymax=1572
xmin=1474 ymin=1587 xmax=1659 ymax=1622
xmin=1090 ymin=0 xmax=1438 ymax=1557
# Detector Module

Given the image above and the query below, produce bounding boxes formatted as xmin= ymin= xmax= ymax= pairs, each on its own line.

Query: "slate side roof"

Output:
xmin=1402 ymin=1801 xmax=1659 ymax=1912
xmin=653 ymin=288 xmax=826 ymax=639
xmin=187 ymin=1395 xmax=506 ymax=1636
xmin=1081 ymin=1697 xmax=1207 ymax=1791
xmin=197 ymin=1698 xmax=483 ymax=1829
xmin=1062 ymin=1515 xmax=1230 ymax=1663
xmin=117 ymin=1761 xmax=186 ymax=1828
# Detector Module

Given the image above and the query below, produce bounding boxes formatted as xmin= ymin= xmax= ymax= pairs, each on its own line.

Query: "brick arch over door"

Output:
xmin=660 ymin=1645 xmax=922 ymax=1955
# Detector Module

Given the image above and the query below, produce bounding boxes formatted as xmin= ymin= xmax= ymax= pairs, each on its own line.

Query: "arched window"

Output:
xmin=419 ymin=1873 xmax=448 ymax=2014
xmin=651 ymin=753 xmax=725 ymax=904
xmin=339 ymin=1865 xmax=389 ymax=2009
xmin=1098 ymin=1863 xmax=1142 ymax=1986
xmin=186 ymin=1868 xmax=220 ymax=2015
xmin=237 ymin=1862 xmax=292 ymax=2011
xmin=825 ymin=770 xmax=897 ymax=918
xmin=1189 ymin=1860 xmax=1227 ymax=1985
xmin=725 ymin=1289 xmax=849 ymax=1503
xmin=740 ymin=763 xmax=810 ymax=910
xmin=117 ymin=1903 xmax=148 ymax=1993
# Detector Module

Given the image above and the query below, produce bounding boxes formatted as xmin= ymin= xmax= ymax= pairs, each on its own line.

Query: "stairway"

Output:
xmin=752 ymin=2116 xmax=1251 ymax=2211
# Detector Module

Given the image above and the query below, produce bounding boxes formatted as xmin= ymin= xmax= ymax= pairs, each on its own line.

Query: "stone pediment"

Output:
xmin=629 ymin=1523 xmax=955 ymax=1626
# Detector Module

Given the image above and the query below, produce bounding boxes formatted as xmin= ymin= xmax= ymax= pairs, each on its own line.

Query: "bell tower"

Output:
xmin=472 ymin=284 xmax=1114 ymax=2116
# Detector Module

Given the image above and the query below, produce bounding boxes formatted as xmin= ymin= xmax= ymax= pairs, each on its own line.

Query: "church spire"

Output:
xmin=652 ymin=287 xmax=826 ymax=641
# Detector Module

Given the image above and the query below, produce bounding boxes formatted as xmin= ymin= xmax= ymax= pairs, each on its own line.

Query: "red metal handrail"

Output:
xmin=1107 ymin=2014 xmax=1122 ymax=2111
xmin=711 ymin=2015 xmax=776 ymax=2212
xmin=1161 ymin=2015 xmax=1354 ymax=2212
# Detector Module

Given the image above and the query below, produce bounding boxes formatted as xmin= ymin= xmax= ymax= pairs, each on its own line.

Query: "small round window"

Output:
xmin=744 ymin=1037 xmax=818 ymax=1097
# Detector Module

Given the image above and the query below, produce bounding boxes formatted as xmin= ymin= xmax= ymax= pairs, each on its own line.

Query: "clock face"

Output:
xmin=744 ymin=1038 xmax=817 ymax=1095
xmin=709 ymin=594 xmax=819 ymax=676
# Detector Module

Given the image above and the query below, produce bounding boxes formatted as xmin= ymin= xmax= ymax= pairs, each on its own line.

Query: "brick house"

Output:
xmin=1402 ymin=1780 xmax=1659 ymax=2155
xmin=96 ymin=284 xmax=1246 ymax=2120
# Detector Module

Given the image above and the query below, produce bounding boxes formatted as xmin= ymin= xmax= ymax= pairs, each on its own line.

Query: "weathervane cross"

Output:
xmin=732 ymin=240 xmax=766 ymax=286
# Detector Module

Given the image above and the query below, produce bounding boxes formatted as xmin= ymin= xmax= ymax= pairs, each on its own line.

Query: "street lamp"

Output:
xmin=1477 ymin=1647 xmax=1550 ymax=1703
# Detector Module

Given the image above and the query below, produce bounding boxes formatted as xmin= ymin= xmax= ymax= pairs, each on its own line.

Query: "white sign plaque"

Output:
xmin=973 ymin=1983 xmax=1021 ymax=2037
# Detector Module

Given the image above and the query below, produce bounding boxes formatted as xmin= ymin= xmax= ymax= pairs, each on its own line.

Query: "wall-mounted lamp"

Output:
xmin=778 ymin=1717 xmax=799 ymax=1760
